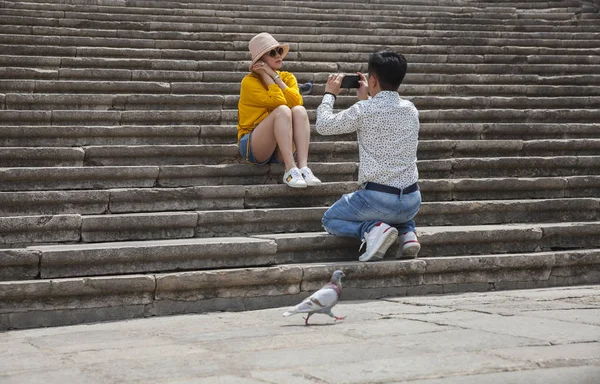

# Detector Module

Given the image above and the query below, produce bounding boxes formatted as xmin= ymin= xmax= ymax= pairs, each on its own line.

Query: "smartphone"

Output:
xmin=340 ymin=75 xmax=360 ymax=88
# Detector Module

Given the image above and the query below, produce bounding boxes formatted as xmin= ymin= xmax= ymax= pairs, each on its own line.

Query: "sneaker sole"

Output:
xmin=401 ymin=242 xmax=421 ymax=259
xmin=305 ymin=180 xmax=322 ymax=186
xmin=359 ymin=228 xmax=398 ymax=262
xmin=285 ymin=182 xmax=308 ymax=188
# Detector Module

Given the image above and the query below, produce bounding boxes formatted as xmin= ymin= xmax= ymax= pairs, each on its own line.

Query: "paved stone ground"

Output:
xmin=1 ymin=286 xmax=599 ymax=384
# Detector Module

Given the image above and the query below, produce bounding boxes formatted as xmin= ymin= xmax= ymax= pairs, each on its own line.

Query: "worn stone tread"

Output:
xmin=1 ymin=248 xmax=599 ymax=329
xmin=4 ymin=123 xmax=600 ymax=148
xmin=0 ymin=0 xmax=598 ymax=329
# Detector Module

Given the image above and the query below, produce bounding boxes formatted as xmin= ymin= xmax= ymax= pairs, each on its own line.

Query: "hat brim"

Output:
xmin=249 ymin=43 xmax=290 ymax=71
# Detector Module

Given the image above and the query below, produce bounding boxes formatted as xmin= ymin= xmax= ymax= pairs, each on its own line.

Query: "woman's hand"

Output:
xmin=252 ymin=61 xmax=277 ymax=79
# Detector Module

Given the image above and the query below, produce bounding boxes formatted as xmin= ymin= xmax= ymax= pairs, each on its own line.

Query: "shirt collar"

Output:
xmin=373 ymin=91 xmax=400 ymax=100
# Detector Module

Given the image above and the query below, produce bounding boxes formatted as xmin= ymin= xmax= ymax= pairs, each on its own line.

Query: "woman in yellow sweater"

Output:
xmin=237 ymin=32 xmax=321 ymax=188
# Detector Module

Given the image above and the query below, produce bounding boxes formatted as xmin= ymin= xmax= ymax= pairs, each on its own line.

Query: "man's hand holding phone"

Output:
xmin=325 ymin=73 xmax=343 ymax=96
xmin=325 ymin=72 xmax=369 ymax=99
xmin=357 ymin=72 xmax=369 ymax=100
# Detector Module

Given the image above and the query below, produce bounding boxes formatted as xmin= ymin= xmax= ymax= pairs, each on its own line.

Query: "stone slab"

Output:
xmin=108 ymin=185 xmax=245 ymax=213
xmin=0 ymin=214 xmax=81 ymax=245
xmin=32 ymin=237 xmax=277 ymax=278
xmin=0 ymin=147 xmax=84 ymax=167
xmin=254 ymin=232 xmax=361 ymax=264
xmin=400 ymin=310 xmax=600 ymax=345
xmin=0 ymin=248 xmax=40 ymax=281
xmin=196 ymin=207 xmax=326 ymax=237
xmin=154 ymin=265 xmax=303 ymax=302
xmin=0 ymin=166 xmax=159 ymax=191
xmin=0 ymin=190 xmax=110 ymax=216
xmin=81 ymin=211 xmax=198 ymax=242
xmin=0 ymin=274 xmax=155 ymax=313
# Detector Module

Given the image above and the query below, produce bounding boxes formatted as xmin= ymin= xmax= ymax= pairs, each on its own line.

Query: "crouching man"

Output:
xmin=316 ymin=50 xmax=421 ymax=261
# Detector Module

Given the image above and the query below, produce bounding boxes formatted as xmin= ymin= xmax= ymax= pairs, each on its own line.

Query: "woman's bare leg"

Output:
xmin=250 ymin=105 xmax=296 ymax=170
xmin=291 ymin=105 xmax=310 ymax=169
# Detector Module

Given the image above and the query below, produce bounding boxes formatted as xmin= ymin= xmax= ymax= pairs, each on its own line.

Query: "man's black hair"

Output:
xmin=367 ymin=51 xmax=408 ymax=91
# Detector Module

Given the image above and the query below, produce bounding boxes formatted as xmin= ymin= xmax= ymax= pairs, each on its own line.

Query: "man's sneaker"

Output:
xmin=400 ymin=231 xmax=420 ymax=259
xmin=300 ymin=166 xmax=322 ymax=186
xmin=283 ymin=167 xmax=307 ymax=188
xmin=358 ymin=222 xmax=399 ymax=262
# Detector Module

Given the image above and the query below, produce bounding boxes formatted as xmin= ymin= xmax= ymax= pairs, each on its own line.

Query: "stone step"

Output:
xmin=2 ymin=29 xmax=599 ymax=57
xmin=0 ymin=163 xmax=357 ymax=191
xmin=3 ymin=54 xmax=600 ymax=78
xmin=1 ymin=201 xmax=599 ymax=245
xmin=1 ymin=94 xmax=598 ymax=112
xmin=4 ymin=80 xmax=600 ymax=99
xmin=1 ymin=237 xmax=278 ymax=280
xmin=1 ymin=3 xmax=596 ymax=27
xmin=3 ymin=65 xmax=600 ymax=89
xmin=6 ymin=22 xmax=595 ymax=45
xmin=0 ymin=1 xmax=565 ymax=19
xmin=0 ymin=142 xmax=571 ymax=167
xmin=255 ymin=222 xmax=600 ymax=261
xmin=0 ymin=0 xmax=514 ymax=15
xmin=0 ymin=173 xmax=598 ymax=205
xmin=0 ymin=157 xmax=598 ymax=192
xmin=2 ymin=43 xmax=600 ymax=66
xmin=2 ymin=108 xmax=598 ymax=126
xmin=2 ymin=123 xmax=600 ymax=147
xmin=9 ymin=0 xmax=584 ymax=10
xmin=1 ymin=13 xmax=599 ymax=40
xmin=2 ymin=220 xmax=600 ymax=278
xmin=3 ymin=139 xmax=600 ymax=166
xmin=2 ymin=30 xmax=600 ymax=51
xmin=0 ymin=7 xmax=592 ymax=28
xmin=420 ymin=156 xmax=600 ymax=178
xmin=2 ymin=248 xmax=598 ymax=329
xmin=0 ymin=0 xmax=598 ymax=331
xmin=0 ymin=183 xmax=360 ymax=216
xmin=0 ymin=125 xmax=205 ymax=146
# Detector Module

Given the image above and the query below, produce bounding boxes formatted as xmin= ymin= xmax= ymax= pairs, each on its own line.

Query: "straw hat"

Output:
xmin=248 ymin=32 xmax=289 ymax=71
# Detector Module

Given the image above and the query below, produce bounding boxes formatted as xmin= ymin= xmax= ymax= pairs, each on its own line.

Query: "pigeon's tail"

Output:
xmin=282 ymin=310 xmax=296 ymax=317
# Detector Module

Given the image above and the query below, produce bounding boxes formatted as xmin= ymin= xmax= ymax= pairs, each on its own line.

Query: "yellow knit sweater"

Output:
xmin=236 ymin=71 xmax=303 ymax=141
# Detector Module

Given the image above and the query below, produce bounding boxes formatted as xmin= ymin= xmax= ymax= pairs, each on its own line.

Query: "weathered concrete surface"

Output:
xmin=0 ymin=286 xmax=598 ymax=383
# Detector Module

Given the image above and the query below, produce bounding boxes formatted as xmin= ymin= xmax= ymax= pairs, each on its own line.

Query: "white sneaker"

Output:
xmin=300 ymin=166 xmax=322 ymax=186
xmin=283 ymin=167 xmax=307 ymax=188
xmin=358 ymin=222 xmax=398 ymax=262
xmin=400 ymin=231 xmax=421 ymax=259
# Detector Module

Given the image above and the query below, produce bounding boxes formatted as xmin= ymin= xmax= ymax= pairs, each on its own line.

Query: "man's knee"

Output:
xmin=321 ymin=215 xmax=332 ymax=233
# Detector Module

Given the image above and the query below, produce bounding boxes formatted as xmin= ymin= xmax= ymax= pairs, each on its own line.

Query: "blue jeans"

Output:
xmin=239 ymin=132 xmax=282 ymax=165
xmin=322 ymin=187 xmax=421 ymax=240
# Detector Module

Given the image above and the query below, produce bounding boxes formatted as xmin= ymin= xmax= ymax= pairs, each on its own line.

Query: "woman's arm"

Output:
xmin=279 ymin=72 xmax=303 ymax=107
xmin=240 ymin=74 xmax=288 ymax=109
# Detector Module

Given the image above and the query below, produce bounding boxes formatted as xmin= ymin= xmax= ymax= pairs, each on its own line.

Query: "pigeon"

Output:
xmin=282 ymin=270 xmax=345 ymax=325
xmin=299 ymin=80 xmax=314 ymax=96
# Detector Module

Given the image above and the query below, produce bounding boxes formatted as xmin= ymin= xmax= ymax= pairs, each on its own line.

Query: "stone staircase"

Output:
xmin=1 ymin=0 xmax=600 ymax=329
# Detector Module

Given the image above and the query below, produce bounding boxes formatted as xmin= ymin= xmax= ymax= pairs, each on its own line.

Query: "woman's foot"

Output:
xmin=300 ymin=166 xmax=322 ymax=186
xmin=283 ymin=167 xmax=307 ymax=188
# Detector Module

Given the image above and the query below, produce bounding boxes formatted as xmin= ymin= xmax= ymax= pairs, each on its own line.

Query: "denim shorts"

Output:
xmin=238 ymin=131 xmax=282 ymax=165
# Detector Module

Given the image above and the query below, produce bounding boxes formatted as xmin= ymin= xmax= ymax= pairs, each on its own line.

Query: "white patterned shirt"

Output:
xmin=316 ymin=91 xmax=419 ymax=189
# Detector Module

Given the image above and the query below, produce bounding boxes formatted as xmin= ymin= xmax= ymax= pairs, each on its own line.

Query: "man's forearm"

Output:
xmin=316 ymin=94 xmax=360 ymax=135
